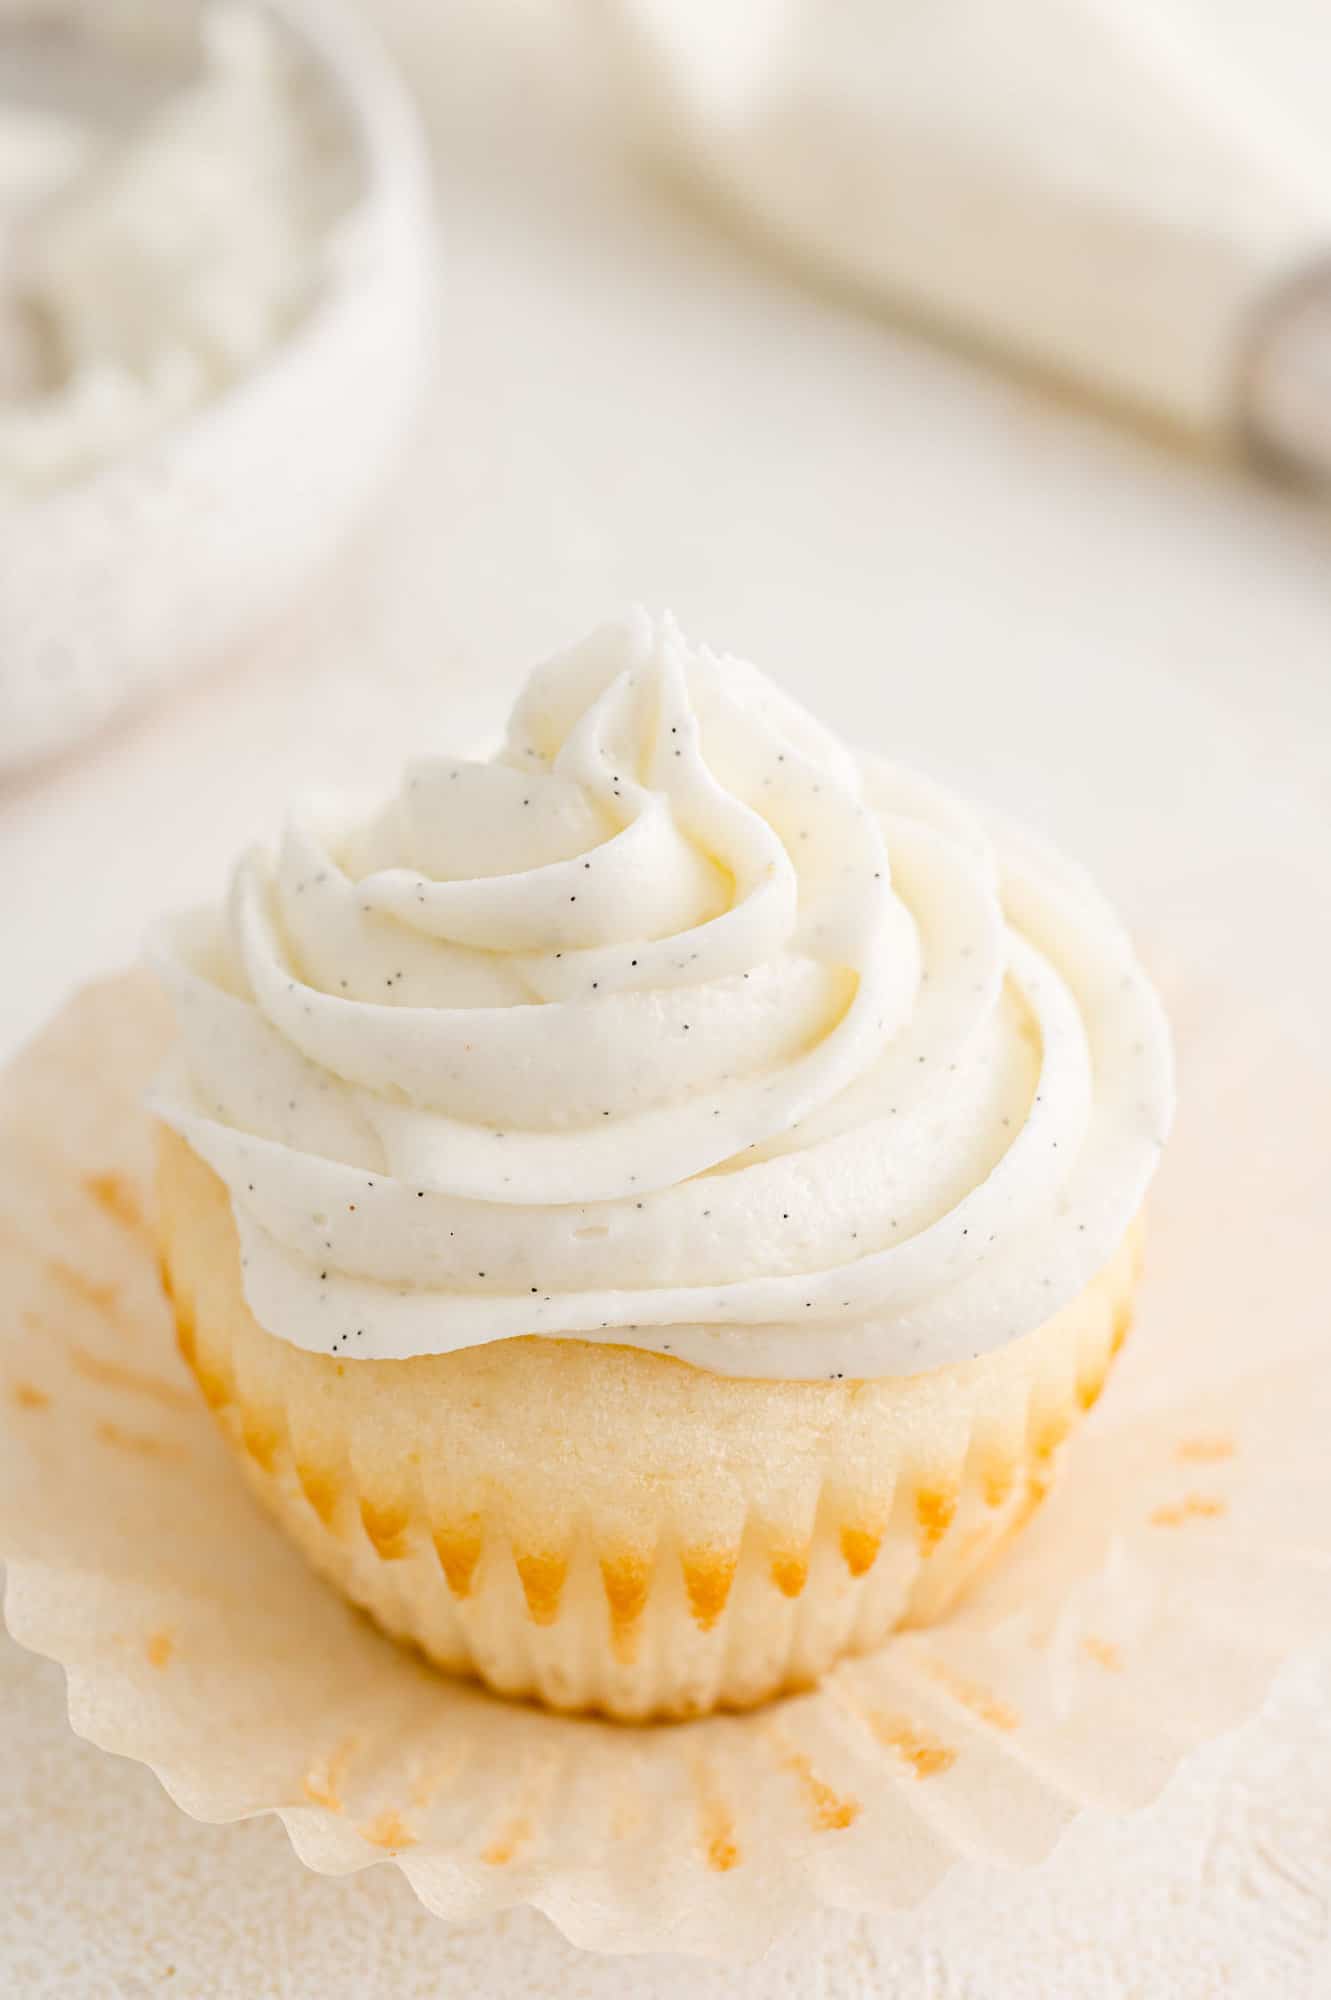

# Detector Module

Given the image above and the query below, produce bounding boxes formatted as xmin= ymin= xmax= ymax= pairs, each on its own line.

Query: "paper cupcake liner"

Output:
xmin=2 ymin=974 xmax=1329 ymax=1956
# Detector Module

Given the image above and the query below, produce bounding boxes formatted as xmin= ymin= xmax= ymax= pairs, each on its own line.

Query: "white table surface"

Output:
xmin=2 ymin=3 xmax=1330 ymax=1992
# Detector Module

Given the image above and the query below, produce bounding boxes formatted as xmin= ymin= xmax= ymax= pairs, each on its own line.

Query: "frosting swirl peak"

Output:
xmin=152 ymin=612 xmax=1173 ymax=1378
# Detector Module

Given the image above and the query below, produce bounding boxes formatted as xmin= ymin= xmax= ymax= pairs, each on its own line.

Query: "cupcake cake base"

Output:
xmin=158 ymin=1126 xmax=1141 ymax=1721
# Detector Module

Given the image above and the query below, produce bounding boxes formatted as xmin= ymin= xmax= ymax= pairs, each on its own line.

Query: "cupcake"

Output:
xmin=151 ymin=611 xmax=1173 ymax=1720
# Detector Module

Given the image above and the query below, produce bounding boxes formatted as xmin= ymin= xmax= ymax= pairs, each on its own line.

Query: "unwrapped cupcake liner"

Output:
xmin=2 ymin=973 xmax=1329 ymax=1956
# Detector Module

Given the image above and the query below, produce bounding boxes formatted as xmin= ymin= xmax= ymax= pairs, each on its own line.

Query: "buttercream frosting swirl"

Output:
xmin=151 ymin=612 xmax=1173 ymax=1379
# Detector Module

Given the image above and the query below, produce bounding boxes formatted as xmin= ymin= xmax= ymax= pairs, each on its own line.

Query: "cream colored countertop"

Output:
xmin=1 ymin=3 xmax=1329 ymax=1991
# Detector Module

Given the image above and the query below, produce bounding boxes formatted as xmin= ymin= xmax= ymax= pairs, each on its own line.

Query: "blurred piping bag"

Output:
xmin=600 ymin=0 xmax=1331 ymax=479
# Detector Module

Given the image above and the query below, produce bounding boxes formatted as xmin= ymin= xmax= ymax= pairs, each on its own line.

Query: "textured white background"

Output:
xmin=2 ymin=2 xmax=1330 ymax=1991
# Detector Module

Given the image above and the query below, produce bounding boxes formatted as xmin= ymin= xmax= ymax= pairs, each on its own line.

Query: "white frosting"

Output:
xmin=151 ymin=612 xmax=1173 ymax=1380
xmin=0 ymin=4 xmax=351 ymax=496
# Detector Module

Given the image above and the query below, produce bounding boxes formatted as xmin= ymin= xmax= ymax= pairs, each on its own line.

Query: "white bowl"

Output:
xmin=0 ymin=0 xmax=435 ymax=777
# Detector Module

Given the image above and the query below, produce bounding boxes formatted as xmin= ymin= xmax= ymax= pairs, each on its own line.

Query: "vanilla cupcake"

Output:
xmin=152 ymin=612 xmax=1173 ymax=1719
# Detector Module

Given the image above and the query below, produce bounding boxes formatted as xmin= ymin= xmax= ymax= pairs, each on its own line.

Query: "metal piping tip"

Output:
xmin=1243 ymin=265 xmax=1331 ymax=485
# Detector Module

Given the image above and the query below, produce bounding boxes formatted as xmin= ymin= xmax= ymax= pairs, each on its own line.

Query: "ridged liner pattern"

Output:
xmin=3 ymin=977 xmax=1330 ymax=1956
